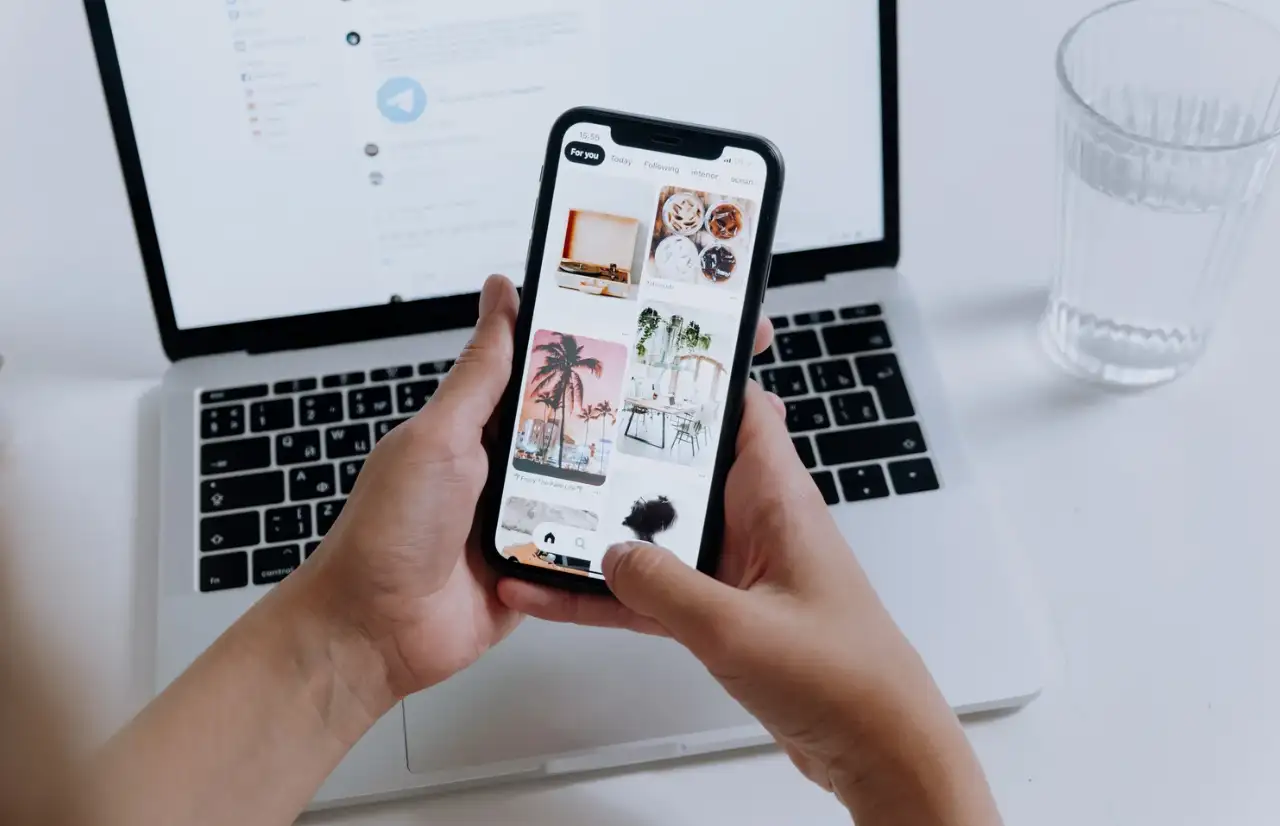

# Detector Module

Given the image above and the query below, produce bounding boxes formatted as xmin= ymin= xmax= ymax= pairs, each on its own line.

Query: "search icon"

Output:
xmin=533 ymin=523 xmax=597 ymax=559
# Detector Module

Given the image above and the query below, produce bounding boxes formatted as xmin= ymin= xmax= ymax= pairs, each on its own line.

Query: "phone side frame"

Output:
xmin=481 ymin=106 xmax=786 ymax=595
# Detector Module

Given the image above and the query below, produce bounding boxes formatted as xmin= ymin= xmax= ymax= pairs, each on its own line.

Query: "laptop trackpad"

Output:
xmin=404 ymin=620 xmax=755 ymax=774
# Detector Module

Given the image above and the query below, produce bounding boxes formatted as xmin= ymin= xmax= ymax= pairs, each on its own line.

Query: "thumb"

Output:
xmin=432 ymin=275 xmax=518 ymax=423
xmin=603 ymin=542 xmax=744 ymax=654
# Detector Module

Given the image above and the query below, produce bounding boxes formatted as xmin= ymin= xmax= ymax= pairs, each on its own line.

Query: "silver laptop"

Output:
xmin=86 ymin=0 xmax=1044 ymax=809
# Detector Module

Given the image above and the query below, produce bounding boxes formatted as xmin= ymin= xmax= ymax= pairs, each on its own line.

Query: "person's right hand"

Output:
xmin=499 ymin=384 xmax=1001 ymax=824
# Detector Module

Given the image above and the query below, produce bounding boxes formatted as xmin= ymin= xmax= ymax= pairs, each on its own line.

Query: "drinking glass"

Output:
xmin=1043 ymin=0 xmax=1280 ymax=386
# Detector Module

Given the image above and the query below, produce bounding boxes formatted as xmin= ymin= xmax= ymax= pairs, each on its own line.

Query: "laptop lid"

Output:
xmin=84 ymin=0 xmax=900 ymax=362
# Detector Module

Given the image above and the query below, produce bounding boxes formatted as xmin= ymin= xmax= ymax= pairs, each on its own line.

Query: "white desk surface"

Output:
xmin=3 ymin=1 xmax=1280 ymax=823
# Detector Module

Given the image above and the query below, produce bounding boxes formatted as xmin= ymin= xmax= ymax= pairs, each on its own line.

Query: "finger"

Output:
xmin=496 ymin=579 xmax=669 ymax=638
xmin=603 ymin=543 xmax=744 ymax=653
xmin=752 ymin=316 xmax=774 ymax=356
xmin=737 ymin=382 xmax=800 ymax=460
xmin=764 ymin=390 xmax=786 ymax=421
xmin=431 ymin=275 xmax=519 ymax=423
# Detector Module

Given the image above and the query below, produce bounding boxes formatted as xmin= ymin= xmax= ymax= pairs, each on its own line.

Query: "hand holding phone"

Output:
xmin=482 ymin=107 xmax=785 ymax=593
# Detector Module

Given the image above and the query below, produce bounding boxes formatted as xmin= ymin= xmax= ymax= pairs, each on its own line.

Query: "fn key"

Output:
xmin=200 ymin=552 xmax=248 ymax=593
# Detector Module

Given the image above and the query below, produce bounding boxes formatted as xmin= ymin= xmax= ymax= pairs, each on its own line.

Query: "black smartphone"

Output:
xmin=482 ymin=107 xmax=785 ymax=594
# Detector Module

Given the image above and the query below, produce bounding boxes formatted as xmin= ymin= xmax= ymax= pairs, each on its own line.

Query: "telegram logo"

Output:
xmin=376 ymin=77 xmax=427 ymax=124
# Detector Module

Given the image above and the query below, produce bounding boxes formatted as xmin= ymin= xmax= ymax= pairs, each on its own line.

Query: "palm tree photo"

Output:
xmin=591 ymin=400 xmax=617 ymax=473
xmin=533 ymin=391 xmax=560 ymax=458
xmin=529 ymin=333 xmax=603 ymax=469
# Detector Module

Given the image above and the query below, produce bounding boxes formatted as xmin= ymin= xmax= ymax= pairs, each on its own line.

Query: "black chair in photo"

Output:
xmin=670 ymin=411 xmax=700 ymax=457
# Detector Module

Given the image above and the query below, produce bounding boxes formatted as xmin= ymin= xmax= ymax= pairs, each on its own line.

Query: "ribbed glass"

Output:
xmin=1043 ymin=0 xmax=1280 ymax=385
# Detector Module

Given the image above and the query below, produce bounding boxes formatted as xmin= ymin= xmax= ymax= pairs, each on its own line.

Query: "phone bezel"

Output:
xmin=480 ymin=106 xmax=786 ymax=595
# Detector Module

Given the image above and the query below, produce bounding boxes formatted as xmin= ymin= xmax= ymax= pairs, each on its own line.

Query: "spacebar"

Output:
xmin=815 ymin=423 xmax=927 ymax=465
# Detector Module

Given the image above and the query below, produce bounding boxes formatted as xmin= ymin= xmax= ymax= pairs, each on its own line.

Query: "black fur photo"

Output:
xmin=622 ymin=496 xmax=678 ymax=543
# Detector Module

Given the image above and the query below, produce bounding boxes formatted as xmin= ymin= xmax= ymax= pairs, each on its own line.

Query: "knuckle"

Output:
xmin=393 ymin=414 xmax=484 ymax=480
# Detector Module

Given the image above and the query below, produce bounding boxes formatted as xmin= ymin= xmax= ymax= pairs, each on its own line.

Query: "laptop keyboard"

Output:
xmin=195 ymin=304 xmax=935 ymax=594
xmin=752 ymin=304 xmax=940 ymax=507
xmin=196 ymin=360 xmax=454 ymax=593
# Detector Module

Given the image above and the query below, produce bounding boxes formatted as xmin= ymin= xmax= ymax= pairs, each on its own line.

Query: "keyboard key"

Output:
xmin=253 ymin=545 xmax=301 ymax=586
xmin=348 ymin=386 xmax=393 ymax=420
xmin=201 ymin=405 xmax=245 ymax=439
xmin=201 ymin=472 xmax=285 ymax=513
xmin=322 ymin=371 xmax=366 ymax=389
xmin=276 ymin=430 xmax=322 ymax=465
xmin=822 ymin=321 xmax=893 ymax=356
xmin=840 ymin=304 xmax=883 ymax=320
xmin=371 ymin=365 xmax=413 ymax=382
xmin=838 ymin=465 xmax=891 ymax=502
xmin=398 ymin=380 xmax=438 ymax=414
xmin=752 ymin=348 xmax=777 ymax=367
xmin=768 ymin=315 xmax=790 ymax=330
xmin=808 ymin=359 xmax=857 ymax=393
xmin=201 ymin=436 xmax=270 ymax=476
xmin=815 ymin=423 xmax=927 ymax=466
xmin=775 ymin=330 xmax=822 ymax=362
xmin=300 ymin=393 xmax=343 ymax=425
xmin=273 ymin=378 xmax=318 ymax=395
xmin=794 ymin=311 xmax=837 ymax=326
xmin=811 ymin=471 xmax=839 ymax=506
xmin=418 ymin=360 xmax=455 ymax=376
xmin=326 ymin=424 xmax=372 ymax=459
xmin=375 ymin=418 xmax=409 ymax=443
xmin=793 ymin=436 xmax=817 ymax=469
xmin=249 ymin=398 xmax=295 ymax=433
xmin=200 ymin=511 xmax=260 ymax=553
xmin=339 ymin=460 xmax=364 ymax=494
xmin=200 ymin=552 xmax=249 ymax=593
xmin=856 ymin=354 xmax=915 ymax=419
xmin=201 ymin=385 xmax=268 ymax=405
xmin=761 ymin=366 xmax=809 ymax=398
xmin=785 ymin=398 xmax=831 ymax=433
xmin=265 ymin=505 xmax=312 ymax=543
xmin=889 ymin=458 xmax=940 ymax=495
xmin=830 ymin=391 xmax=880 ymax=426
xmin=289 ymin=464 xmax=337 ymax=501
xmin=305 ymin=541 xmax=322 ymax=559
xmin=316 ymin=499 xmax=345 ymax=536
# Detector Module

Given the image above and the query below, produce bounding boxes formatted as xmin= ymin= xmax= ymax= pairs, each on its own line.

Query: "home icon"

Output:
xmin=543 ymin=532 xmax=556 ymax=545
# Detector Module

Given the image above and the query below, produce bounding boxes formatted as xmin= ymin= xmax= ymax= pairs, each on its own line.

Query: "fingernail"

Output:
xmin=765 ymin=392 xmax=786 ymax=419
xmin=478 ymin=275 xmax=502 ymax=318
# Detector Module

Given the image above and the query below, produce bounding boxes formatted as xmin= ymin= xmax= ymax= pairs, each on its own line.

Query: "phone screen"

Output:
xmin=493 ymin=118 xmax=772 ymax=581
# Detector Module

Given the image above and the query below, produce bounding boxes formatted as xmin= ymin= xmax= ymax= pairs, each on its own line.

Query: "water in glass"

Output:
xmin=1043 ymin=0 xmax=1280 ymax=386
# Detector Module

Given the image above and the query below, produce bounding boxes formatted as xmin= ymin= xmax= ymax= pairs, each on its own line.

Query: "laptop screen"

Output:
xmin=102 ymin=0 xmax=884 ymax=330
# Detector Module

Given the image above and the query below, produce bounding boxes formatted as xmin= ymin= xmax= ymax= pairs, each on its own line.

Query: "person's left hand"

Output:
xmin=298 ymin=275 xmax=523 ymax=700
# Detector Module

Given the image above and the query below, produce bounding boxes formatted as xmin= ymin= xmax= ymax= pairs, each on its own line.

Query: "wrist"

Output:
xmin=268 ymin=559 xmax=401 ymax=747
xmin=827 ymin=652 xmax=1001 ymax=825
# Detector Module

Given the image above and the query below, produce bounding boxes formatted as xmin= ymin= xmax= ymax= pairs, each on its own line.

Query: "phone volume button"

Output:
xmin=760 ymin=262 xmax=773 ymax=303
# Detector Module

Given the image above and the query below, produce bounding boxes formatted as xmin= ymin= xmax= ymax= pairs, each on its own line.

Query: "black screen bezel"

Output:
xmin=82 ymin=0 xmax=899 ymax=362
xmin=479 ymin=107 xmax=785 ymax=594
